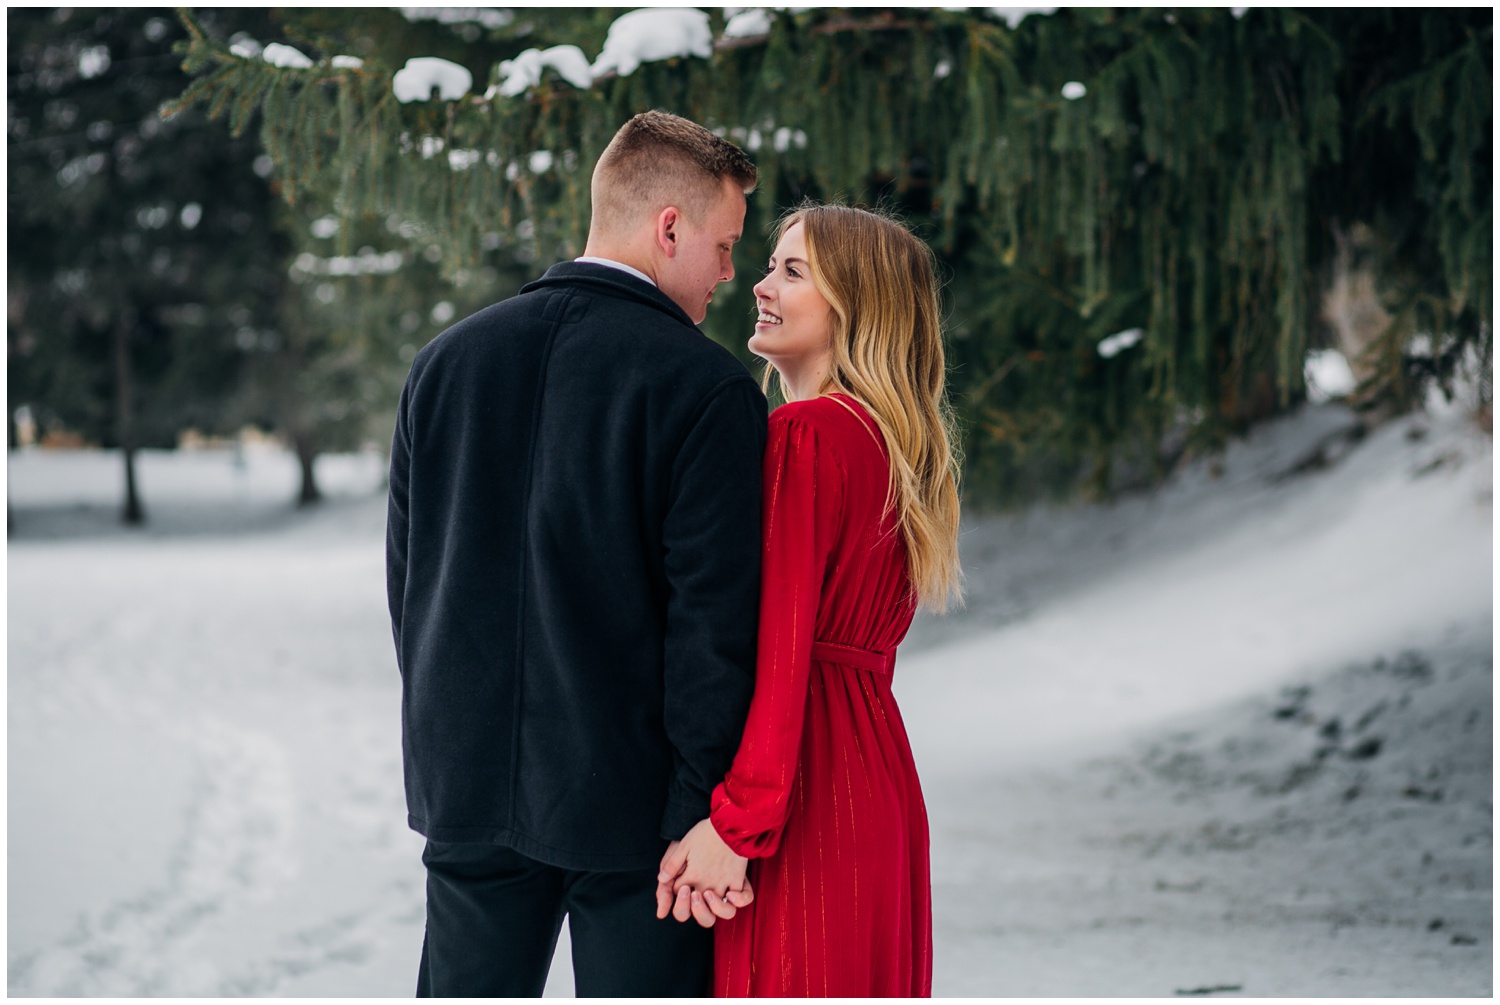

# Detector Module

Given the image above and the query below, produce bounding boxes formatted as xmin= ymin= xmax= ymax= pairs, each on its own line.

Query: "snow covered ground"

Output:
xmin=7 ymin=398 xmax=1491 ymax=996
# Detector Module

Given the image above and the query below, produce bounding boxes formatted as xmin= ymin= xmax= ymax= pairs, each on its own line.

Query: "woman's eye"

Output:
xmin=760 ymin=264 xmax=775 ymax=276
xmin=786 ymin=267 xmax=800 ymax=279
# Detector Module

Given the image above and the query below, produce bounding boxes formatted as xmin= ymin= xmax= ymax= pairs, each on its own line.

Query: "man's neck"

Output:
xmin=579 ymin=241 xmax=660 ymax=287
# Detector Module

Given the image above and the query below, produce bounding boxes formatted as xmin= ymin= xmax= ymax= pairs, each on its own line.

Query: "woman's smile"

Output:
xmin=748 ymin=222 xmax=834 ymax=400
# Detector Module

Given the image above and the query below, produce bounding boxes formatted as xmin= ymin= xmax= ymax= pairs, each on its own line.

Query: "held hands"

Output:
xmin=655 ymin=817 xmax=753 ymax=928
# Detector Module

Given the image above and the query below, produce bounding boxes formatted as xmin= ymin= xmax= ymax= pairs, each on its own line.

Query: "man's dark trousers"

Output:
xmin=416 ymin=842 xmax=711 ymax=997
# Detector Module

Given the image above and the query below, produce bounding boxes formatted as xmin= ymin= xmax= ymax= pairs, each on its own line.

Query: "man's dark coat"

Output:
xmin=387 ymin=262 xmax=766 ymax=872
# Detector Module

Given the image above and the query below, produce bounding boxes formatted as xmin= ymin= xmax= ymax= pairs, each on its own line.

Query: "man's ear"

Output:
xmin=655 ymin=206 xmax=682 ymax=259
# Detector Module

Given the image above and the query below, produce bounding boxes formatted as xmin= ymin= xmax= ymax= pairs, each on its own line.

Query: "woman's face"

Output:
xmin=749 ymin=222 xmax=835 ymax=369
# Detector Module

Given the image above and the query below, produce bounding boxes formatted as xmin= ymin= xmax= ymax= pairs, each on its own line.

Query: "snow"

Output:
xmin=447 ymin=148 xmax=481 ymax=171
xmin=261 ymin=43 xmax=313 ymax=70
xmin=591 ymin=8 xmax=713 ymax=79
xmin=7 ymin=395 xmax=1491 ymax=995
xmin=1098 ymin=326 xmax=1144 ymax=357
xmin=330 ymin=55 xmax=364 ymax=70
xmin=309 ymin=216 xmax=340 ymax=240
xmin=392 ymin=56 xmax=472 ymax=103
xmin=397 ymin=7 xmax=512 ymax=30
xmin=1061 ymin=80 xmax=1087 ymax=100
xmin=77 ymin=45 xmax=111 ymax=79
xmin=492 ymin=45 xmax=593 ymax=98
xmin=228 ymin=37 xmax=262 ymax=60
xmin=989 ymin=6 xmax=1058 ymax=29
xmin=291 ymin=249 xmax=404 ymax=277
xmin=723 ymin=8 xmax=773 ymax=38
xmin=772 ymin=126 xmax=794 ymax=152
xmin=1305 ymin=347 xmax=1358 ymax=402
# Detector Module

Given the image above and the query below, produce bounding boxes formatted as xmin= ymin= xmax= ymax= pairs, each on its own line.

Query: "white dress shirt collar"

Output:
xmin=573 ymin=256 xmax=656 ymax=288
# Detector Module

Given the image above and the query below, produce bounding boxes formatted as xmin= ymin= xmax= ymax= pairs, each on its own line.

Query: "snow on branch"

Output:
xmin=988 ymin=7 xmax=1059 ymax=29
xmin=723 ymin=9 xmax=774 ymax=39
xmin=490 ymin=45 xmax=593 ymax=98
xmin=591 ymin=9 xmax=713 ymax=78
xmin=1304 ymin=349 xmax=1357 ymax=402
xmin=397 ymin=7 xmax=513 ymax=30
xmin=1097 ymin=328 xmax=1144 ymax=358
xmin=291 ymin=250 xmax=405 ymax=277
xmin=393 ymin=57 xmax=473 ymax=103
xmin=262 ymin=42 xmax=314 ymax=69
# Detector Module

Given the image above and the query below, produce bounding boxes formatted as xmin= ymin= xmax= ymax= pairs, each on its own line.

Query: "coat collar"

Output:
xmin=523 ymin=261 xmax=698 ymax=329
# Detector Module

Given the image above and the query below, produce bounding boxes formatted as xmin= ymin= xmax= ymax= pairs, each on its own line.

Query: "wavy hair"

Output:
xmin=766 ymin=202 xmax=963 ymax=612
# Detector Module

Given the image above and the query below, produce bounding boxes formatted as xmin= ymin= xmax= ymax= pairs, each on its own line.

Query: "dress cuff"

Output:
xmin=709 ymin=781 xmax=782 ymax=859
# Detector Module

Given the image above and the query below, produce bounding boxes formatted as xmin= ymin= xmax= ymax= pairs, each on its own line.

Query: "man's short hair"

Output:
xmin=590 ymin=110 xmax=758 ymax=236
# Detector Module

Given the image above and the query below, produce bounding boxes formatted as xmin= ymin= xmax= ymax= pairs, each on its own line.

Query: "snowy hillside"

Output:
xmin=7 ymin=397 xmax=1491 ymax=996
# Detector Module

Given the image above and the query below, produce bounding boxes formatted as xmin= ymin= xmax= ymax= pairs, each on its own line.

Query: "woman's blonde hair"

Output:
xmin=766 ymin=202 xmax=963 ymax=612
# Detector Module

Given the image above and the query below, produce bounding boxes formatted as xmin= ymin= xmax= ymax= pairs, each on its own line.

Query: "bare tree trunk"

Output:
xmin=293 ymin=431 xmax=321 ymax=507
xmin=8 ymin=407 xmax=15 ymax=532
xmin=114 ymin=314 xmax=145 ymax=525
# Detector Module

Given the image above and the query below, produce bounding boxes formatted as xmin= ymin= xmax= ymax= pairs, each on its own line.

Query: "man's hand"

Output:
xmin=654 ymin=819 xmax=754 ymax=927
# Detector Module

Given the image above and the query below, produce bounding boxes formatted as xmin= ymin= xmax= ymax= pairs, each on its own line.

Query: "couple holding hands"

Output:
xmin=387 ymin=110 xmax=960 ymax=997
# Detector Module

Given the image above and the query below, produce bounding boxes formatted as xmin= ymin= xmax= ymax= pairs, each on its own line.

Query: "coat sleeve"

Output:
xmin=709 ymin=410 xmax=842 ymax=858
xmin=385 ymin=378 xmax=412 ymax=672
xmin=658 ymin=377 xmax=768 ymax=841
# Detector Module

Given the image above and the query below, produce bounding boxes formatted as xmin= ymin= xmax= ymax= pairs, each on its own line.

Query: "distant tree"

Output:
xmin=246 ymin=201 xmax=525 ymax=504
xmin=8 ymin=7 xmax=289 ymax=523
xmin=173 ymin=7 xmax=1491 ymax=506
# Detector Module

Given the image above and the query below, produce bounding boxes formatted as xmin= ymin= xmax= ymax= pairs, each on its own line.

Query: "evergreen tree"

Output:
xmin=8 ymin=7 xmax=288 ymax=523
xmin=171 ymin=7 xmax=1491 ymax=506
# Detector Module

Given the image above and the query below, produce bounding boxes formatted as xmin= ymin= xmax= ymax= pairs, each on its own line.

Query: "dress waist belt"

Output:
xmin=809 ymin=639 xmax=895 ymax=678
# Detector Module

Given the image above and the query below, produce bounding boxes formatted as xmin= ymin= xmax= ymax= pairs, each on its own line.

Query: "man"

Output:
xmin=386 ymin=111 xmax=765 ymax=996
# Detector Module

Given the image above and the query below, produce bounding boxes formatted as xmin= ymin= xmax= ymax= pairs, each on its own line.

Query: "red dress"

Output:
xmin=709 ymin=394 xmax=933 ymax=997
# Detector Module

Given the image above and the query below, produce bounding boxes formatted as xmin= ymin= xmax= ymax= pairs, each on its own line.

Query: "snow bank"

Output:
xmin=898 ymin=403 xmax=1491 ymax=773
xmin=7 ymin=399 xmax=1489 ymax=995
xmin=922 ymin=628 xmax=1491 ymax=995
xmin=591 ymin=8 xmax=713 ymax=78
xmin=392 ymin=57 xmax=472 ymax=103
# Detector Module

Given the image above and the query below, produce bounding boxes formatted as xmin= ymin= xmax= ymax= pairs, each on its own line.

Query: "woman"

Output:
xmin=658 ymin=202 xmax=963 ymax=996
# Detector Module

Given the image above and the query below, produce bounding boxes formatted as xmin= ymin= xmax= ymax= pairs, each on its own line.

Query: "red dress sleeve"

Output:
xmin=709 ymin=409 xmax=843 ymax=859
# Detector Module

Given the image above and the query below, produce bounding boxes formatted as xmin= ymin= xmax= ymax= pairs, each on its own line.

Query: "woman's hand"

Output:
xmin=655 ymin=818 xmax=754 ymax=927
